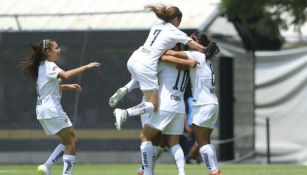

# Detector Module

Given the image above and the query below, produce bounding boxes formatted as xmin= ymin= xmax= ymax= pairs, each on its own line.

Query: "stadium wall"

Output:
xmin=0 ymin=30 xmax=255 ymax=163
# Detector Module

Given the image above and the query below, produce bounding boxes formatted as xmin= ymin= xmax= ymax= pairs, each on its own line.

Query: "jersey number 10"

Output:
xmin=173 ymin=70 xmax=189 ymax=92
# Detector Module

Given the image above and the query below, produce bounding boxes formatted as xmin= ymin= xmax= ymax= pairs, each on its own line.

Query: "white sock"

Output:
xmin=44 ymin=143 xmax=65 ymax=168
xmin=209 ymin=144 xmax=218 ymax=170
xmin=140 ymin=141 xmax=153 ymax=175
xmin=170 ymin=144 xmax=185 ymax=175
xmin=199 ymin=144 xmax=218 ymax=173
xmin=124 ymin=79 xmax=139 ymax=92
xmin=127 ymin=102 xmax=154 ymax=117
xmin=63 ymin=154 xmax=75 ymax=175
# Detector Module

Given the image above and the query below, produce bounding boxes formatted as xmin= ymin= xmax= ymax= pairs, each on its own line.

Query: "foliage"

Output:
xmin=219 ymin=0 xmax=307 ymax=50
xmin=220 ymin=0 xmax=307 ymax=29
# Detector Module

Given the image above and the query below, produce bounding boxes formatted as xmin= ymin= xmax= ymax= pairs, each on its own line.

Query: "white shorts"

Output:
xmin=38 ymin=115 xmax=73 ymax=135
xmin=140 ymin=112 xmax=151 ymax=128
xmin=145 ymin=111 xmax=184 ymax=135
xmin=192 ymin=104 xmax=219 ymax=129
xmin=127 ymin=54 xmax=159 ymax=91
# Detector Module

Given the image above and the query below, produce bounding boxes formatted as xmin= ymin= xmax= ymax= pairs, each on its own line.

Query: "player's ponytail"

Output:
xmin=205 ymin=42 xmax=220 ymax=59
xmin=20 ymin=39 xmax=53 ymax=81
xmin=145 ymin=4 xmax=182 ymax=23
xmin=191 ymin=32 xmax=220 ymax=59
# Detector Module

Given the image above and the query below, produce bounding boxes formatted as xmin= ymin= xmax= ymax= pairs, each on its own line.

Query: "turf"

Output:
xmin=0 ymin=163 xmax=306 ymax=175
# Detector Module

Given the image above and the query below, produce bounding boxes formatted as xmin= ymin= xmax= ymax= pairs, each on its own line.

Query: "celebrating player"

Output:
xmin=137 ymin=44 xmax=199 ymax=175
xmin=109 ymin=4 xmax=205 ymax=130
xmin=163 ymin=32 xmax=221 ymax=175
xmin=20 ymin=39 xmax=100 ymax=175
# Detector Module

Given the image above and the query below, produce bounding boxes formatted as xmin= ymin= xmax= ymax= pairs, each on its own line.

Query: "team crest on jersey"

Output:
xmin=52 ymin=66 xmax=57 ymax=71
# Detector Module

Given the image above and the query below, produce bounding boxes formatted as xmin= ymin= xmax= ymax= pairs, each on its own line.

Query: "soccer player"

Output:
xmin=137 ymin=48 xmax=199 ymax=175
xmin=20 ymin=39 xmax=100 ymax=175
xmin=163 ymin=32 xmax=221 ymax=175
xmin=109 ymin=4 xmax=205 ymax=130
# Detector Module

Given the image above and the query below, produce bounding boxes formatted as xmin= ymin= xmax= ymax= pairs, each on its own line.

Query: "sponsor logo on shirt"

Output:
xmin=141 ymin=47 xmax=151 ymax=54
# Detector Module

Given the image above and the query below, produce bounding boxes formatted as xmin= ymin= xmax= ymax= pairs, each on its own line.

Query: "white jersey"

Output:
xmin=36 ymin=60 xmax=67 ymax=119
xmin=157 ymin=62 xmax=188 ymax=113
xmin=129 ymin=22 xmax=191 ymax=72
xmin=186 ymin=51 xmax=218 ymax=105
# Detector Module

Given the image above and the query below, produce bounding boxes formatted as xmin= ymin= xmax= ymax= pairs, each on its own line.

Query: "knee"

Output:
xmin=64 ymin=137 xmax=77 ymax=147
xmin=140 ymin=131 xmax=152 ymax=142
xmin=139 ymin=132 xmax=146 ymax=142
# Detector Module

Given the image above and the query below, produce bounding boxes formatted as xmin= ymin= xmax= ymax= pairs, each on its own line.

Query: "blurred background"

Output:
xmin=0 ymin=0 xmax=306 ymax=165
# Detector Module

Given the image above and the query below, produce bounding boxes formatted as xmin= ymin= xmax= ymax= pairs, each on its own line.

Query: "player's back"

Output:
xmin=157 ymin=62 xmax=188 ymax=113
xmin=186 ymin=51 xmax=218 ymax=105
xmin=129 ymin=22 xmax=190 ymax=72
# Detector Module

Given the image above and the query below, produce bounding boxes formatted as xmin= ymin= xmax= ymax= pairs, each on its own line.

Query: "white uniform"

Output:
xmin=144 ymin=62 xmax=188 ymax=135
xmin=186 ymin=51 xmax=219 ymax=128
xmin=127 ymin=22 xmax=191 ymax=91
xmin=36 ymin=60 xmax=72 ymax=135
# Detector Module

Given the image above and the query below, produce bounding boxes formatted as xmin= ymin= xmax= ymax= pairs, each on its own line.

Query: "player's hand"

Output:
xmin=86 ymin=62 xmax=101 ymax=69
xmin=188 ymin=60 xmax=199 ymax=68
xmin=164 ymin=50 xmax=176 ymax=56
xmin=192 ymin=60 xmax=199 ymax=68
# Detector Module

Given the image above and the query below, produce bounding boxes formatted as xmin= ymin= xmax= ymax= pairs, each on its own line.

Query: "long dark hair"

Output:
xmin=20 ymin=39 xmax=54 ymax=81
xmin=190 ymin=32 xmax=220 ymax=59
xmin=145 ymin=4 xmax=182 ymax=23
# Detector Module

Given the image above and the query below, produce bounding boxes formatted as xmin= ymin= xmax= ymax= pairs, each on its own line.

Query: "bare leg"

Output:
xmin=56 ymin=127 xmax=77 ymax=175
xmin=192 ymin=124 xmax=219 ymax=174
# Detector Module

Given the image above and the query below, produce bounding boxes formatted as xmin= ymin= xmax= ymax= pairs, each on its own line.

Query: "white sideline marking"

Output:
xmin=0 ymin=170 xmax=16 ymax=174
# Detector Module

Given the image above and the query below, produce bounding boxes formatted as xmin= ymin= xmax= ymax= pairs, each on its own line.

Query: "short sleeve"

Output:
xmin=169 ymin=28 xmax=191 ymax=45
xmin=186 ymin=51 xmax=206 ymax=64
xmin=46 ymin=61 xmax=63 ymax=79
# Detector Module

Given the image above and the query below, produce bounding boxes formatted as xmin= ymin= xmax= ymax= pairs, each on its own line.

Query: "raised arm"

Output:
xmin=58 ymin=62 xmax=100 ymax=79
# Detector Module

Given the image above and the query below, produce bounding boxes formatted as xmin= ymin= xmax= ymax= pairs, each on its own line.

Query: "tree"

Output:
xmin=220 ymin=0 xmax=307 ymax=50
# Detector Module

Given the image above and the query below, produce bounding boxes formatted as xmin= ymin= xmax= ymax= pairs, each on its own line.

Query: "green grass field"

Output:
xmin=0 ymin=163 xmax=306 ymax=175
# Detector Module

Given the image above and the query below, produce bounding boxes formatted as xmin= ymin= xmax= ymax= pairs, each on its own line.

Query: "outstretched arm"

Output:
xmin=58 ymin=62 xmax=101 ymax=79
xmin=187 ymin=40 xmax=206 ymax=53
xmin=160 ymin=55 xmax=197 ymax=68
xmin=61 ymin=84 xmax=82 ymax=92
xmin=164 ymin=50 xmax=188 ymax=59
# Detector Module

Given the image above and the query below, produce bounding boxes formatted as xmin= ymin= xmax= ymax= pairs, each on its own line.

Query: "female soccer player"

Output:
xmin=109 ymin=4 xmax=205 ymax=130
xmin=20 ymin=39 xmax=100 ymax=175
xmin=136 ymin=44 xmax=198 ymax=175
xmin=163 ymin=32 xmax=221 ymax=175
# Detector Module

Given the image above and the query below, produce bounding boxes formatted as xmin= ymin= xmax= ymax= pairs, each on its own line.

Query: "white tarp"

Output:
xmin=255 ymin=47 xmax=307 ymax=163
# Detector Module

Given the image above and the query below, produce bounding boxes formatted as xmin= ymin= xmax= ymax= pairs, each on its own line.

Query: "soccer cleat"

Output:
xmin=114 ymin=108 xmax=128 ymax=131
xmin=109 ymin=87 xmax=128 ymax=107
xmin=137 ymin=165 xmax=144 ymax=175
xmin=37 ymin=164 xmax=51 ymax=175
xmin=209 ymin=170 xmax=221 ymax=175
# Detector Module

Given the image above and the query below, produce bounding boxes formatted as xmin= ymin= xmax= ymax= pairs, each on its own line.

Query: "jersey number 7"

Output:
xmin=150 ymin=29 xmax=162 ymax=46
